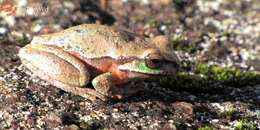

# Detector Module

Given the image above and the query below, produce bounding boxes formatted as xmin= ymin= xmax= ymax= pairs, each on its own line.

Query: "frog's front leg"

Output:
xmin=19 ymin=44 xmax=106 ymax=101
xmin=92 ymin=72 xmax=144 ymax=100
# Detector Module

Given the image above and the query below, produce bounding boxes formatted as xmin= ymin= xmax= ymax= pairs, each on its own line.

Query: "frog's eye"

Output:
xmin=145 ymin=53 xmax=163 ymax=69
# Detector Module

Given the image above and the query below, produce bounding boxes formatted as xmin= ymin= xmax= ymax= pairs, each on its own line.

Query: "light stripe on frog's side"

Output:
xmin=118 ymin=60 xmax=165 ymax=74
xmin=138 ymin=62 xmax=163 ymax=74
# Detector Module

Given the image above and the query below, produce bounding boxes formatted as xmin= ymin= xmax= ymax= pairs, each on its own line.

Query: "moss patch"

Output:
xmin=219 ymin=108 xmax=238 ymax=120
xmin=198 ymin=126 xmax=215 ymax=130
xmin=194 ymin=63 xmax=260 ymax=87
xmin=171 ymin=34 xmax=194 ymax=53
xmin=146 ymin=18 xmax=158 ymax=26
xmin=235 ymin=120 xmax=257 ymax=130
xmin=156 ymin=63 xmax=260 ymax=91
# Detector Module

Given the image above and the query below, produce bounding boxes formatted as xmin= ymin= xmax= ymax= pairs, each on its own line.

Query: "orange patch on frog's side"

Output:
xmin=93 ymin=61 xmax=130 ymax=85
xmin=69 ymin=51 xmax=130 ymax=85
xmin=107 ymin=63 xmax=130 ymax=85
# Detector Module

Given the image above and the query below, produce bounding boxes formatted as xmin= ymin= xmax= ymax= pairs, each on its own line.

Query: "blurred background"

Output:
xmin=0 ymin=0 xmax=259 ymax=129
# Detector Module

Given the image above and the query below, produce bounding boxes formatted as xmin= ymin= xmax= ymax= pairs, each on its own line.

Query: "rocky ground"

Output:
xmin=0 ymin=0 xmax=259 ymax=129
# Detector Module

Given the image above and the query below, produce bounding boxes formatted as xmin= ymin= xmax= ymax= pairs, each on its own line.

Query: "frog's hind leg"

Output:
xmin=19 ymin=44 xmax=107 ymax=101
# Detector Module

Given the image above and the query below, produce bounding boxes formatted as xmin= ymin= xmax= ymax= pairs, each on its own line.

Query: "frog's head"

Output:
xmin=118 ymin=36 xmax=180 ymax=76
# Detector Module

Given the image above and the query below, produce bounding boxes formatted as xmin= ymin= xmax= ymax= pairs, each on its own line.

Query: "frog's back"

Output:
xmin=31 ymin=24 xmax=155 ymax=59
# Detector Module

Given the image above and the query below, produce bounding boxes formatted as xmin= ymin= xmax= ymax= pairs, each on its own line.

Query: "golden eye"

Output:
xmin=145 ymin=59 xmax=163 ymax=69
xmin=145 ymin=53 xmax=163 ymax=69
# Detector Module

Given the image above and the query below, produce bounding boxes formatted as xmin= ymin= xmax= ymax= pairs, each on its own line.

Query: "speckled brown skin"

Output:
xmin=19 ymin=24 xmax=180 ymax=101
xmin=30 ymin=24 xmax=178 ymax=60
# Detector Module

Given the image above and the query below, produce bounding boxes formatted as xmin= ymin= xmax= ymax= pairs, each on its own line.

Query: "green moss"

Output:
xmin=219 ymin=108 xmax=238 ymax=120
xmin=171 ymin=34 xmax=194 ymax=53
xmin=157 ymin=72 xmax=209 ymax=91
xmin=79 ymin=121 xmax=92 ymax=130
xmin=156 ymin=63 xmax=260 ymax=90
xmin=194 ymin=63 xmax=260 ymax=87
xmin=79 ymin=119 xmax=100 ymax=130
xmin=146 ymin=18 xmax=158 ymax=26
xmin=17 ymin=33 xmax=30 ymax=46
xmin=235 ymin=120 xmax=257 ymax=130
xmin=198 ymin=126 xmax=214 ymax=130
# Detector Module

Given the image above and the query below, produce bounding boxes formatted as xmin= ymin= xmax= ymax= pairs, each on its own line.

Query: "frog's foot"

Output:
xmin=19 ymin=44 xmax=106 ymax=101
xmin=92 ymin=72 xmax=144 ymax=100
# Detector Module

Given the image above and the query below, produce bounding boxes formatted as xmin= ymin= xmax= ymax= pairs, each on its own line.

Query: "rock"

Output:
xmin=152 ymin=0 xmax=173 ymax=5
xmin=255 ymin=96 xmax=260 ymax=104
xmin=0 ymin=110 xmax=13 ymax=128
xmin=45 ymin=112 xmax=62 ymax=128
xmin=246 ymin=59 xmax=260 ymax=71
xmin=0 ymin=27 xmax=7 ymax=40
xmin=0 ymin=78 xmax=9 ymax=95
xmin=162 ymin=122 xmax=177 ymax=130
xmin=172 ymin=102 xmax=194 ymax=121
xmin=61 ymin=112 xmax=79 ymax=125
xmin=63 ymin=124 xmax=79 ymax=130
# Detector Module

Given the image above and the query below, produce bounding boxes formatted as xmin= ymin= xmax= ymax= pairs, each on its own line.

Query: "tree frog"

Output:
xmin=19 ymin=24 xmax=180 ymax=101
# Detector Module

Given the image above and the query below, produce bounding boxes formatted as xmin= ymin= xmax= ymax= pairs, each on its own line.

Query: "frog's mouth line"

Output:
xmin=118 ymin=61 xmax=179 ymax=77
xmin=122 ymin=70 xmax=175 ymax=79
xmin=126 ymin=71 xmax=151 ymax=79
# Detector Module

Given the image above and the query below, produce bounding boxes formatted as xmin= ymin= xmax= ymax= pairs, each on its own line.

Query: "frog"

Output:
xmin=18 ymin=24 xmax=180 ymax=101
